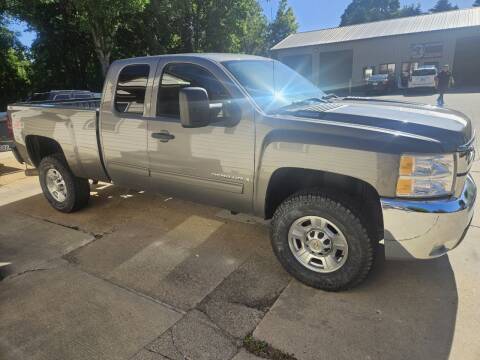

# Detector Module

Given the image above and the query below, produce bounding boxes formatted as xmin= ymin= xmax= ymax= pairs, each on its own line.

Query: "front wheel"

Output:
xmin=38 ymin=154 xmax=90 ymax=213
xmin=271 ymin=192 xmax=375 ymax=291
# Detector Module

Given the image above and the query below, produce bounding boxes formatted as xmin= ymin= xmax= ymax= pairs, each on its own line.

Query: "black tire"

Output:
xmin=38 ymin=153 xmax=90 ymax=213
xmin=271 ymin=192 xmax=374 ymax=291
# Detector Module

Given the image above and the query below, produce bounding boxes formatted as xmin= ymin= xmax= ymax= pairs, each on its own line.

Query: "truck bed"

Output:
xmin=8 ymin=98 xmax=109 ymax=181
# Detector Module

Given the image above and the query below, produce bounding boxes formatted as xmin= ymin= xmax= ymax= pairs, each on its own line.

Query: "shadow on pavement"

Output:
xmin=255 ymin=246 xmax=458 ymax=360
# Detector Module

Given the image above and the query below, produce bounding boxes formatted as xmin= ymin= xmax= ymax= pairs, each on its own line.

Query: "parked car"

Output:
xmin=408 ymin=66 xmax=438 ymax=91
xmin=7 ymin=54 xmax=476 ymax=291
xmin=27 ymin=90 xmax=98 ymax=102
xmin=365 ymin=73 xmax=395 ymax=94
xmin=0 ymin=112 xmax=12 ymax=151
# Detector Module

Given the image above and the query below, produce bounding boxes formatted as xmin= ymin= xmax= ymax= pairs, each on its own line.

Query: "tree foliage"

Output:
xmin=1 ymin=0 xmax=297 ymax=104
xmin=0 ymin=16 xmax=31 ymax=109
xmin=429 ymin=0 xmax=458 ymax=13
xmin=71 ymin=0 xmax=149 ymax=75
xmin=267 ymin=0 xmax=298 ymax=49
xmin=474 ymin=0 xmax=480 ymax=7
xmin=340 ymin=0 xmax=423 ymax=26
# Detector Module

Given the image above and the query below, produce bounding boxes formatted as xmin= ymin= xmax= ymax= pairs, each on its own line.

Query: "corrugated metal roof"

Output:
xmin=272 ymin=7 xmax=480 ymax=50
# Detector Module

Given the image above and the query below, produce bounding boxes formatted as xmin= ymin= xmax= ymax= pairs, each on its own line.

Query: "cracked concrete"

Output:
xmin=146 ymin=310 xmax=238 ymax=360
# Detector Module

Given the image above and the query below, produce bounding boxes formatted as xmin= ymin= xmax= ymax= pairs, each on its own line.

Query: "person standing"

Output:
xmin=435 ymin=65 xmax=453 ymax=106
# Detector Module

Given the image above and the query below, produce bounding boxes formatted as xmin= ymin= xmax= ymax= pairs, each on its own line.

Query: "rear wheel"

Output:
xmin=271 ymin=192 xmax=375 ymax=291
xmin=39 ymin=154 xmax=90 ymax=213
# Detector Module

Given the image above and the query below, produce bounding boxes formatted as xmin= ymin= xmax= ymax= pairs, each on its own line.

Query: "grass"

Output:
xmin=243 ymin=335 xmax=297 ymax=360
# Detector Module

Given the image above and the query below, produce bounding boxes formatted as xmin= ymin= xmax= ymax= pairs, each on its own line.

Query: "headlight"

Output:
xmin=396 ymin=154 xmax=455 ymax=198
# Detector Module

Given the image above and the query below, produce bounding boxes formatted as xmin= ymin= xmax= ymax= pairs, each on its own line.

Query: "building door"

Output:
xmin=280 ymin=54 xmax=313 ymax=80
xmin=453 ymin=36 xmax=480 ymax=86
xmin=401 ymin=62 xmax=418 ymax=88
xmin=318 ymin=50 xmax=353 ymax=92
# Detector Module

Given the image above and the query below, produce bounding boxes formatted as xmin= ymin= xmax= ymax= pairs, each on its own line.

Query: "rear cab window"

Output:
xmin=115 ymin=64 xmax=150 ymax=115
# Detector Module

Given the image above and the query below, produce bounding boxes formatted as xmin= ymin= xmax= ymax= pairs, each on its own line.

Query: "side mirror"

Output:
xmin=179 ymin=87 xmax=210 ymax=128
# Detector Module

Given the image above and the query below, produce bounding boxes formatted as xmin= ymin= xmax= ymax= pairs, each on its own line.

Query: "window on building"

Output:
xmin=157 ymin=63 xmax=229 ymax=117
xmin=424 ymin=43 xmax=443 ymax=58
xmin=379 ymin=63 xmax=396 ymax=75
xmin=363 ymin=66 xmax=375 ymax=80
xmin=402 ymin=62 xmax=418 ymax=74
xmin=115 ymin=64 xmax=150 ymax=115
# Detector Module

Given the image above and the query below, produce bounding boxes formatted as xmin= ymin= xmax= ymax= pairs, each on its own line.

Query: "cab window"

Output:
xmin=157 ymin=63 xmax=229 ymax=117
xmin=115 ymin=64 xmax=150 ymax=115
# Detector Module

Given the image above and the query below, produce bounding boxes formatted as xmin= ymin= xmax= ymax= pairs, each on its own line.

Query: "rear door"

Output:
xmin=100 ymin=58 xmax=158 ymax=188
xmin=147 ymin=58 xmax=255 ymax=213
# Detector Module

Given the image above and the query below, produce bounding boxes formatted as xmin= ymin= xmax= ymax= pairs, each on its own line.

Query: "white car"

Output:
xmin=408 ymin=67 xmax=437 ymax=90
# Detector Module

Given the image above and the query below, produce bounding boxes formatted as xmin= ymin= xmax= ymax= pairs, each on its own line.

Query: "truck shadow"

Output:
xmin=358 ymin=246 xmax=457 ymax=359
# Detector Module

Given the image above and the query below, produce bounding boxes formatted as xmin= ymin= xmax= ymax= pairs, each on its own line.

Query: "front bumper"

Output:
xmin=381 ymin=174 xmax=476 ymax=260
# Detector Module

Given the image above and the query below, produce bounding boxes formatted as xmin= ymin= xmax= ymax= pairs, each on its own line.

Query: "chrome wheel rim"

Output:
xmin=288 ymin=216 xmax=348 ymax=273
xmin=45 ymin=168 xmax=67 ymax=202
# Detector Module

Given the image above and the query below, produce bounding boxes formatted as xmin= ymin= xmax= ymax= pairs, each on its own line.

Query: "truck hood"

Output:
xmin=280 ymin=98 xmax=473 ymax=152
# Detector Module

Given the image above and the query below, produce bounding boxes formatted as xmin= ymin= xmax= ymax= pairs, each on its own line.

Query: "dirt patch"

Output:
xmin=243 ymin=335 xmax=297 ymax=360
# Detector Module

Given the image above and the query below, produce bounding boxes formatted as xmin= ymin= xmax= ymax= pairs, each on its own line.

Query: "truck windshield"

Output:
xmin=222 ymin=60 xmax=326 ymax=114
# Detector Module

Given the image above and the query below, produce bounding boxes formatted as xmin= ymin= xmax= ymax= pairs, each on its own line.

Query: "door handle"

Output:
xmin=152 ymin=130 xmax=175 ymax=142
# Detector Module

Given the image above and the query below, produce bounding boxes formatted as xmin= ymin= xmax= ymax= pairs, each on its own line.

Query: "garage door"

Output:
xmin=453 ymin=36 xmax=480 ymax=86
xmin=280 ymin=54 xmax=313 ymax=80
xmin=318 ymin=50 xmax=353 ymax=92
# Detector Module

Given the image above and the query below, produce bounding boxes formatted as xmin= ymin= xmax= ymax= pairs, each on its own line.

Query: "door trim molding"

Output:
xmin=150 ymin=168 xmax=244 ymax=194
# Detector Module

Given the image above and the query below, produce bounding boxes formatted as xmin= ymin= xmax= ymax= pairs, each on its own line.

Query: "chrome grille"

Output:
xmin=457 ymin=136 xmax=476 ymax=176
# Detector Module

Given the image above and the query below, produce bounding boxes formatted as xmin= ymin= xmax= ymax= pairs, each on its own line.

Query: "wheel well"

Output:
xmin=264 ymin=168 xmax=383 ymax=241
xmin=25 ymin=135 xmax=64 ymax=167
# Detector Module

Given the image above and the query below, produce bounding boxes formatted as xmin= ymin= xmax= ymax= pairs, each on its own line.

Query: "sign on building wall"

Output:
xmin=410 ymin=42 xmax=443 ymax=59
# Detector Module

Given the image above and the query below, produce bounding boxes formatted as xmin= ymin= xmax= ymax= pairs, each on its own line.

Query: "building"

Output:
xmin=271 ymin=7 xmax=480 ymax=91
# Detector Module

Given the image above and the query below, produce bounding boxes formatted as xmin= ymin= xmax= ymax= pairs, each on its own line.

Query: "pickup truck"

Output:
xmin=7 ymin=53 xmax=477 ymax=291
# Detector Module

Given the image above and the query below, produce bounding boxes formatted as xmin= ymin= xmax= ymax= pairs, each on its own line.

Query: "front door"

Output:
xmin=147 ymin=59 xmax=255 ymax=213
xmin=100 ymin=59 xmax=158 ymax=188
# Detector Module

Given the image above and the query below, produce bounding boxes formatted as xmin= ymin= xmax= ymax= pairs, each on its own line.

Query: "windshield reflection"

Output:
xmin=222 ymin=59 xmax=326 ymax=114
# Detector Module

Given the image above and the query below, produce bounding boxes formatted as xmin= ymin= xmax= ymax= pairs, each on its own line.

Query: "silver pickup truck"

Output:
xmin=7 ymin=54 xmax=477 ymax=291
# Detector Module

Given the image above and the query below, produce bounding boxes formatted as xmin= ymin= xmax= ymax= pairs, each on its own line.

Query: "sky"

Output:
xmin=7 ymin=0 xmax=478 ymax=47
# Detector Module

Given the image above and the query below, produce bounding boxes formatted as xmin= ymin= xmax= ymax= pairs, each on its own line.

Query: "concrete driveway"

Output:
xmin=1 ymin=90 xmax=480 ymax=360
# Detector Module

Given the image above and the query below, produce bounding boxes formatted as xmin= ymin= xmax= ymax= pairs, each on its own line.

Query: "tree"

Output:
xmin=429 ymin=0 xmax=458 ymax=13
xmin=397 ymin=3 xmax=422 ymax=17
xmin=4 ymin=0 xmax=103 ymax=91
xmin=340 ymin=0 xmax=401 ymax=26
xmin=473 ymin=0 xmax=480 ymax=6
xmin=267 ymin=0 xmax=298 ymax=49
xmin=0 ymin=15 xmax=31 ymax=109
xmin=2 ymin=0 xmax=274 ymax=97
xmin=71 ymin=0 xmax=149 ymax=76
xmin=340 ymin=0 xmax=423 ymax=26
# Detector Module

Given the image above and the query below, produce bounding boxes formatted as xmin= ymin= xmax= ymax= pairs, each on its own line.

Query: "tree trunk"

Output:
xmin=90 ymin=26 xmax=112 ymax=78
xmin=97 ymin=50 xmax=111 ymax=77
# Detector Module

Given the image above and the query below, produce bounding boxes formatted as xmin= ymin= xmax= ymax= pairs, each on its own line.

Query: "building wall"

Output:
xmin=273 ymin=26 xmax=480 ymax=90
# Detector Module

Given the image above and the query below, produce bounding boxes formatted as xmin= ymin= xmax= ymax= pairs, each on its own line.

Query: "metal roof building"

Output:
xmin=271 ymin=7 xmax=480 ymax=91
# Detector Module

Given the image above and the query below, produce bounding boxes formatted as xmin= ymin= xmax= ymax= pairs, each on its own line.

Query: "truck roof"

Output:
xmin=112 ymin=53 xmax=269 ymax=66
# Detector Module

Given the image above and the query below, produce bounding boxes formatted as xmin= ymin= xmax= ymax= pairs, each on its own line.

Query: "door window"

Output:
xmin=157 ymin=63 xmax=229 ymax=117
xmin=363 ymin=66 xmax=375 ymax=80
xmin=115 ymin=64 xmax=150 ymax=115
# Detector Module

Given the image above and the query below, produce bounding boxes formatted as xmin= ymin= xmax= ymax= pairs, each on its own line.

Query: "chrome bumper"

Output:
xmin=381 ymin=174 xmax=476 ymax=260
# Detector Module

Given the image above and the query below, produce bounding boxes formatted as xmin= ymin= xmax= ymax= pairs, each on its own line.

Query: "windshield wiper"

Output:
xmin=322 ymin=93 xmax=339 ymax=100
